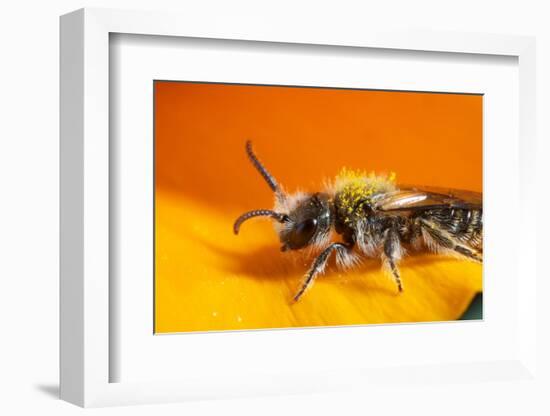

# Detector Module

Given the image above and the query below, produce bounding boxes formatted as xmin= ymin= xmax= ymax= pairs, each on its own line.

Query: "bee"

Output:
xmin=233 ymin=141 xmax=482 ymax=302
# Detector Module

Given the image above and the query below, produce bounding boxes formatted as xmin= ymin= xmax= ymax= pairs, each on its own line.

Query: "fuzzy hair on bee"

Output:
xmin=233 ymin=141 xmax=483 ymax=302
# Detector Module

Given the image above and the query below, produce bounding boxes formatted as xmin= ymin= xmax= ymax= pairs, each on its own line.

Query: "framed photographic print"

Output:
xmin=60 ymin=7 xmax=538 ymax=408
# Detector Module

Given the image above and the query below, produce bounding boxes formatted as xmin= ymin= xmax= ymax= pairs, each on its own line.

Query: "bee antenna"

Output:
xmin=246 ymin=140 xmax=285 ymax=201
xmin=233 ymin=210 xmax=288 ymax=235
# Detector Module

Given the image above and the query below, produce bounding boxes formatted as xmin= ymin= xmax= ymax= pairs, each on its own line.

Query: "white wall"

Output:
xmin=1 ymin=1 xmax=548 ymax=415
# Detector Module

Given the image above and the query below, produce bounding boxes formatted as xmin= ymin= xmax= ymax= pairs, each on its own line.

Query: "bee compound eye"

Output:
xmin=296 ymin=218 xmax=317 ymax=235
xmin=289 ymin=218 xmax=318 ymax=249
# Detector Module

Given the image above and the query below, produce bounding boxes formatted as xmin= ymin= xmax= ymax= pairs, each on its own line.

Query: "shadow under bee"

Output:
xmin=196 ymin=237 xmax=314 ymax=280
xmin=195 ymin=232 xmax=468 ymax=297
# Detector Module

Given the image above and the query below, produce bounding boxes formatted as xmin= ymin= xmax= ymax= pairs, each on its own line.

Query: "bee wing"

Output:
xmin=374 ymin=185 xmax=482 ymax=213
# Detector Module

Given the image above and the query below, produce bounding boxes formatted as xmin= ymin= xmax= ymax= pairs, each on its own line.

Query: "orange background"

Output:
xmin=155 ymin=81 xmax=482 ymax=333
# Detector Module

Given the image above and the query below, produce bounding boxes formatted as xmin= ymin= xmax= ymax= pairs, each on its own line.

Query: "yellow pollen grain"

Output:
xmin=335 ymin=167 xmax=397 ymax=219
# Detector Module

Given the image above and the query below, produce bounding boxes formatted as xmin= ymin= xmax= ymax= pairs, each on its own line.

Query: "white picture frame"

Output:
xmin=60 ymin=7 xmax=537 ymax=408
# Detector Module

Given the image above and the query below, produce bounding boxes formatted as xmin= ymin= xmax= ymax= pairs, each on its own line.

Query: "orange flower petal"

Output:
xmin=155 ymin=192 xmax=482 ymax=333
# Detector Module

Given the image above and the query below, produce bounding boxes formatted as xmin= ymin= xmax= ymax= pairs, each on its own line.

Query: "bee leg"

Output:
xmin=293 ymin=243 xmax=350 ymax=302
xmin=382 ymin=227 xmax=404 ymax=293
xmin=420 ymin=219 xmax=482 ymax=263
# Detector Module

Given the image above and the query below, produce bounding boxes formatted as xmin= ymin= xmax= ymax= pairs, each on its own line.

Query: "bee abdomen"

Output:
xmin=421 ymin=208 xmax=483 ymax=251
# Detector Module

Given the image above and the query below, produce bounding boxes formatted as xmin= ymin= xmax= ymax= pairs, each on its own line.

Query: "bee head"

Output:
xmin=277 ymin=193 xmax=332 ymax=251
xmin=233 ymin=141 xmax=331 ymax=251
